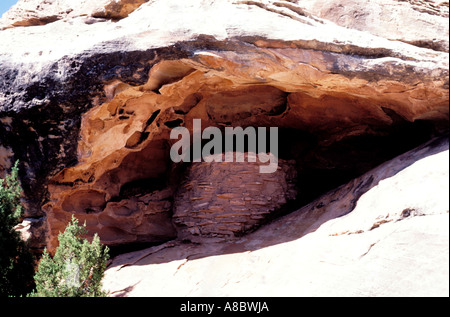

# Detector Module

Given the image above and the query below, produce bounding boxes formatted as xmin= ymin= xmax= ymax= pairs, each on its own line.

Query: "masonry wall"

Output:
xmin=172 ymin=153 xmax=298 ymax=241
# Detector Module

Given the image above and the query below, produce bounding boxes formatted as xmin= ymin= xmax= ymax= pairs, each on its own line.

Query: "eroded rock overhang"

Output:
xmin=0 ymin=0 xmax=448 ymax=254
xmin=40 ymin=45 xmax=449 ymax=252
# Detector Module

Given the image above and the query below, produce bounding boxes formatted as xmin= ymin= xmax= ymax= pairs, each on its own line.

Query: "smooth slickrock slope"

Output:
xmin=0 ymin=0 xmax=448 ymax=296
xmin=0 ymin=0 xmax=149 ymax=27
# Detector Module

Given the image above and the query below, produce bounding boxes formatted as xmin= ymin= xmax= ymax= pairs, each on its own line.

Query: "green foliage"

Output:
xmin=31 ymin=215 xmax=109 ymax=297
xmin=0 ymin=161 xmax=35 ymax=297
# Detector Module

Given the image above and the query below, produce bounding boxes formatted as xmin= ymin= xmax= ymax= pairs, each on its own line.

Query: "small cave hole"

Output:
xmin=61 ymin=190 xmax=107 ymax=214
xmin=146 ymin=109 xmax=161 ymax=126
xmin=164 ymin=118 xmax=184 ymax=128
xmin=114 ymin=177 xmax=168 ymax=201
xmin=172 ymin=118 xmax=439 ymax=229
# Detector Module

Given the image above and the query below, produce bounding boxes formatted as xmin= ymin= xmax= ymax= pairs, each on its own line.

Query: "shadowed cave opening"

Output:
xmin=171 ymin=117 xmax=436 ymax=212
xmin=277 ymin=119 xmax=437 ymax=211
xmin=107 ymin=115 xmax=437 ymax=250
xmin=116 ymin=177 xmax=167 ymax=201
xmin=107 ymin=117 xmax=439 ymax=255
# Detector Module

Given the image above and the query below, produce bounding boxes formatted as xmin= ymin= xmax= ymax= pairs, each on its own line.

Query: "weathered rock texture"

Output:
xmin=0 ymin=144 xmax=13 ymax=179
xmin=103 ymin=136 xmax=449 ymax=297
xmin=173 ymin=154 xmax=297 ymax=241
xmin=0 ymin=0 xmax=448 ymax=275
xmin=296 ymin=0 xmax=450 ymax=52
xmin=63 ymin=187 xmax=176 ymax=247
xmin=0 ymin=0 xmax=148 ymax=28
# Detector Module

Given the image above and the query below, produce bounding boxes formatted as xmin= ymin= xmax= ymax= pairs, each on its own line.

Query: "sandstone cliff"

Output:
xmin=0 ymin=0 xmax=448 ymax=296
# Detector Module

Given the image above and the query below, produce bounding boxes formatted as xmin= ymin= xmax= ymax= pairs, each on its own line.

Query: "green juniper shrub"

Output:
xmin=0 ymin=161 xmax=35 ymax=297
xmin=30 ymin=215 xmax=109 ymax=297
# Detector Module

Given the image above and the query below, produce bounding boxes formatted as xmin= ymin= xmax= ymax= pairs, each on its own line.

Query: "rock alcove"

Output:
xmin=35 ymin=58 xmax=444 ymax=254
xmin=0 ymin=5 xmax=447 ymax=255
